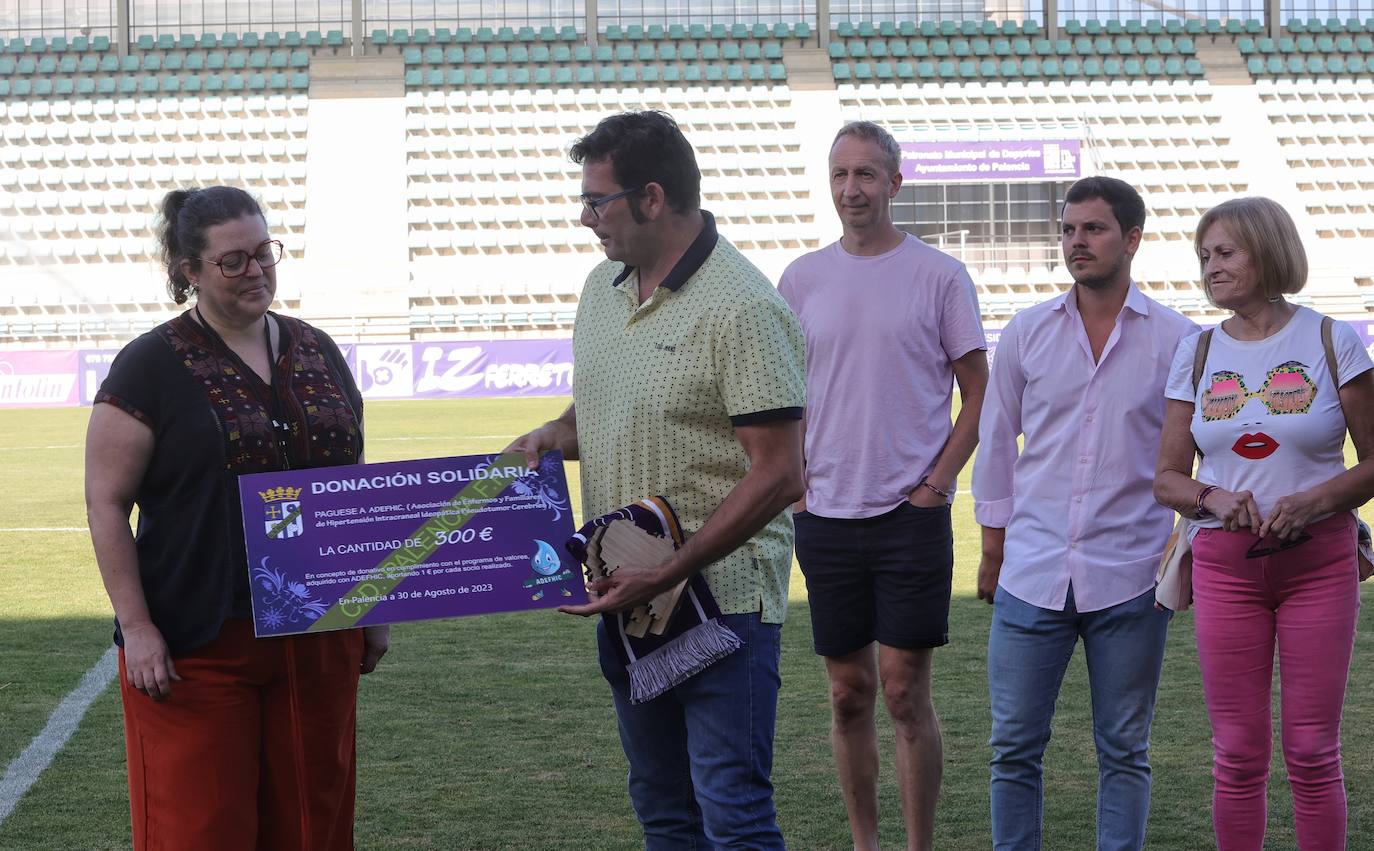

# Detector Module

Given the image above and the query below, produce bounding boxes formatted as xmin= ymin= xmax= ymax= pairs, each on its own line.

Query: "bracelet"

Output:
xmin=1194 ymin=485 xmax=1220 ymax=518
xmin=918 ymin=476 xmax=952 ymax=501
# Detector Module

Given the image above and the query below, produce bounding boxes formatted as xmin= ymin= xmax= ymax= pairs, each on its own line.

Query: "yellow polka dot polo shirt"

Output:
xmin=572 ymin=211 xmax=806 ymax=624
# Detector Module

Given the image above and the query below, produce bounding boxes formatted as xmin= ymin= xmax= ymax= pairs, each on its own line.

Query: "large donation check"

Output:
xmin=236 ymin=451 xmax=586 ymax=637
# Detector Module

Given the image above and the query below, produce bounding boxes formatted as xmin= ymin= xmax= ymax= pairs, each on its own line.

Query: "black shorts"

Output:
xmin=793 ymin=501 xmax=953 ymax=657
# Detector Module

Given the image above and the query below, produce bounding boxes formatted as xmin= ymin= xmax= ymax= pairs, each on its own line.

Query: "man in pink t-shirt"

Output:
xmin=778 ymin=121 xmax=988 ymax=851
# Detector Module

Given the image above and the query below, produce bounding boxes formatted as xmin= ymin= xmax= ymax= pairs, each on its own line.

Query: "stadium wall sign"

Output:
xmin=900 ymin=140 xmax=1081 ymax=182
xmin=8 ymin=326 xmax=1374 ymax=408
xmin=2 ymin=339 xmax=576 ymax=408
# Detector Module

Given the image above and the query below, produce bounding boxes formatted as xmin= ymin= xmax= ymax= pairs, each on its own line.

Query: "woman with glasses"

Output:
xmin=1154 ymin=196 xmax=1374 ymax=850
xmin=85 ymin=186 xmax=385 ymax=850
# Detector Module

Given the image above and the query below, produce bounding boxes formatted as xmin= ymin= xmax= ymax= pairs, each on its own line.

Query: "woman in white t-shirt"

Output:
xmin=1155 ymin=197 xmax=1374 ymax=851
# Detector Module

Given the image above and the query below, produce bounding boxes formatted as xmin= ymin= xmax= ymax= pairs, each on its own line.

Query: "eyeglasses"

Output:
xmin=580 ymin=186 xmax=643 ymax=220
xmin=1244 ymin=531 xmax=1312 ymax=559
xmin=194 ymin=240 xmax=284 ymax=278
xmin=1200 ymin=361 xmax=1317 ymax=422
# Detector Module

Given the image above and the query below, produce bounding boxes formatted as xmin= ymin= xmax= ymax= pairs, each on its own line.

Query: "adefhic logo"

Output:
xmin=260 ymin=486 xmax=304 ymax=539
xmin=356 ymin=344 xmax=415 ymax=398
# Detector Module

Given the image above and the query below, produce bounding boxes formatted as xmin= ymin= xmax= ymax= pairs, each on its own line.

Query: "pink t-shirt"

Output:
xmin=779 ymin=234 xmax=986 ymax=519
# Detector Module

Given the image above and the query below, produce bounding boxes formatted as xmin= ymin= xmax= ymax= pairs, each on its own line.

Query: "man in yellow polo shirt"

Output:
xmin=511 ymin=110 xmax=805 ymax=849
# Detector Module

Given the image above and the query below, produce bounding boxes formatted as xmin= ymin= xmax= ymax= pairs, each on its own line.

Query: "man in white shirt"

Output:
xmin=972 ymin=176 xmax=1197 ymax=851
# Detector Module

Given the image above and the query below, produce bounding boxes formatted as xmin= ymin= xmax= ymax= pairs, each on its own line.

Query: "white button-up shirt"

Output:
xmin=972 ymin=283 xmax=1198 ymax=612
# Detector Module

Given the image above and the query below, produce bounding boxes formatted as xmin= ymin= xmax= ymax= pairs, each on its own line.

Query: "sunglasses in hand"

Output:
xmin=1244 ymin=531 xmax=1313 ymax=559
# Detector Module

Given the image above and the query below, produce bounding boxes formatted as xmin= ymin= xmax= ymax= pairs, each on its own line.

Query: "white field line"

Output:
xmin=0 ymin=646 xmax=119 ymax=825
xmin=0 ymin=528 xmax=88 ymax=533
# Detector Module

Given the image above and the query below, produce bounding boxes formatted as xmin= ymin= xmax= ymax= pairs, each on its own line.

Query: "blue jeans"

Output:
xmin=988 ymin=586 xmax=1170 ymax=851
xmin=597 ymin=612 xmax=785 ymax=850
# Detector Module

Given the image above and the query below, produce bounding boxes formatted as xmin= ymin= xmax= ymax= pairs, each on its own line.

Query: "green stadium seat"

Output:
xmin=119 ymin=55 xmax=139 ymax=72
xmin=624 ymin=24 xmax=645 ymax=41
xmin=1165 ymin=57 xmax=1186 ymax=75
xmin=1083 ymin=57 xmax=1103 ymax=75
xmin=135 ymin=75 xmax=156 ymax=93
xmin=1042 ymin=57 xmax=1062 ymax=75
xmin=616 ymin=65 xmax=635 ymax=83
xmin=856 ymin=21 xmax=876 ymax=38
xmin=1072 ymin=37 xmax=1091 ymax=55
xmin=1177 ymin=37 xmax=1195 ymax=54
xmin=9 ymin=78 xmax=30 ymax=95
xmin=683 ymin=64 xmax=702 ymax=82
xmin=421 ymin=47 xmax=441 ymax=64
xmin=589 ymin=65 xmax=609 ymax=83
xmin=1337 ymin=35 xmax=1355 ymax=51
xmin=0 ymin=56 xmax=13 ymax=74
xmin=1278 ymin=36 xmax=1297 ymax=52
xmin=772 ymin=22 xmax=791 ymax=39
xmin=1358 ymin=35 xmax=1374 ymax=51
xmin=79 ymin=54 xmax=99 ymax=72
xmin=475 ymin=27 xmax=494 ymax=43
xmin=135 ymin=34 xmax=154 ymax=50
xmin=290 ymin=71 xmax=309 ymax=88
xmin=852 ymin=61 xmax=873 ymax=80
xmin=266 ymin=72 xmax=287 ymax=89
xmin=1124 ymin=20 xmax=1142 ymax=35
xmin=998 ymin=58 xmax=1019 ymax=77
xmin=306 ymin=30 xmax=324 ymax=47
xmin=552 ymin=45 xmax=571 ymax=62
xmin=1328 ymin=55 xmax=1347 ymax=73
xmin=1123 ymin=58 xmax=1143 ymax=75
xmin=744 ymin=42 xmax=763 ymax=60
xmin=1349 ymin=55 xmax=1367 ymax=72
xmin=1136 ymin=36 xmax=1154 ymax=54
xmin=689 ymin=23 xmax=708 ymax=40
xmin=971 ymin=58 xmax=992 ymax=76
xmin=1316 ymin=36 xmax=1336 ymax=52
xmin=573 ymin=45 xmax=591 ymax=61
xmin=508 ymin=66 xmax=528 ymax=84
xmin=668 ymin=24 xmax=687 ymax=40
xmin=1225 ymin=20 xmax=1244 ymax=35
xmin=931 ymin=39 xmax=950 ymax=57
xmin=1204 ymin=20 xmax=1223 ymax=36
xmin=1157 ymin=36 xmax=1176 ymax=54
xmin=1265 ymin=56 xmax=1284 ymax=73
xmin=220 ymin=33 xmax=239 ymax=48
xmin=1021 ymin=58 xmax=1041 ymax=76
xmin=206 ymin=52 xmax=226 ymax=70
xmin=263 ymin=32 xmax=282 ymax=47
xmin=909 ymin=40 xmax=928 ymax=57
xmin=284 ymin=31 xmax=303 ymax=47
xmin=228 ymin=51 xmax=248 ymax=70
xmin=1033 ymin=38 xmax=1053 ymax=56
xmin=489 ymin=46 xmax=508 ymax=62
xmin=795 ymin=22 xmax=814 ymax=39
xmin=633 ymin=43 xmax=652 ymax=61
xmin=1102 ymin=57 xmax=1123 ymax=75
xmin=404 ymin=69 xmax=424 ymax=87
xmin=15 ymin=56 xmax=34 ymax=73
xmin=1306 ymin=56 xmax=1325 ymax=73
xmin=1184 ymin=57 xmax=1204 ymax=74
xmin=919 ymin=21 xmax=937 ymax=37
xmin=1325 ymin=17 xmax=1344 ymax=32
xmin=1144 ymin=57 xmax=1163 ymax=74
xmin=489 ymin=66 xmax=508 ymax=83
xmin=52 ymin=77 xmax=74 ymax=95
xmin=464 ymin=67 xmax=484 ymax=84
xmin=37 ymin=56 xmax=57 ymax=73
xmin=558 ymin=25 xmax=578 ymax=41
xmin=1014 ymin=37 xmax=1032 ymax=55
xmin=769 ymin=62 xmax=786 ymax=81
xmin=764 ymin=41 xmax=783 ymax=59
xmin=699 ymin=42 xmax=718 ymax=60
xmin=531 ymin=44 xmax=550 ymax=61
xmin=496 ymin=26 xmax=516 ymax=42
xmin=748 ymin=62 xmax=767 ymax=81
xmin=640 ymin=64 xmax=659 ymax=83
xmin=370 ymin=29 xmax=387 ymax=46
xmin=469 ymin=46 xmax=487 ymax=62
xmin=1184 ymin=20 xmax=1203 ymax=34
xmin=74 ymin=76 xmax=95 ymax=95
xmin=1297 ymin=35 xmax=1316 ymax=51
xmin=828 ymin=42 xmax=845 ymax=59
xmin=722 ymin=42 xmax=741 ymax=60
xmin=242 ymin=32 xmax=261 ymax=48
xmin=895 ymin=60 xmax=915 ymax=79
xmin=940 ymin=20 xmax=958 ymax=37
xmin=290 ymin=49 xmax=308 ymax=68
xmin=518 ymin=26 xmax=537 ymax=42
xmin=532 ymin=65 xmax=553 ymax=85
xmin=510 ymin=45 xmax=529 ymax=61
xmin=869 ymin=40 xmax=888 ymax=58
xmin=32 ymin=78 xmax=53 ymax=95
xmin=705 ymin=63 xmax=724 ymax=81
xmin=1062 ymin=57 xmax=1083 ymax=75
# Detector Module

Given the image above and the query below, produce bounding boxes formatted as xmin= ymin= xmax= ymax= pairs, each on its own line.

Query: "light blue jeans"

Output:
xmin=988 ymin=586 xmax=1170 ymax=851
xmin=597 ymin=612 xmax=785 ymax=850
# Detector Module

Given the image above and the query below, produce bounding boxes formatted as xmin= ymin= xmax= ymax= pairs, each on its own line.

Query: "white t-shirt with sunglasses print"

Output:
xmin=1165 ymin=306 xmax=1373 ymax=527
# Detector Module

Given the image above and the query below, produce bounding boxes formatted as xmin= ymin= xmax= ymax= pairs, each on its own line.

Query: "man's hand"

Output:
xmin=978 ymin=525 xmax=1006 ymax=605
xmin=559 ymin=560 xmax=678 ymax=617
xmin=360 ymin=625 xmax=390 ymax=674
xmin=505 ymin=404 xmax=578 ymax=469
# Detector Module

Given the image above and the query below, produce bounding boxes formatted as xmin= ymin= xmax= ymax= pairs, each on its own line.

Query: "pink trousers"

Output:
xmin=1191 ymin=512 xmax=1360 ymax=851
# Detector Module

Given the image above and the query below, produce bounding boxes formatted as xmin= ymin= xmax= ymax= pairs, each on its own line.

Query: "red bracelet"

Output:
xmin=919 ymin=476 xmax=951 ymax=501
xmin=1194 ymin=485 xmax=1219 ymax=518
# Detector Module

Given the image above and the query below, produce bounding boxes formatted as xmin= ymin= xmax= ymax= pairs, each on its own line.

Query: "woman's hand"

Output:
xmin=122 ymin=622 xmax=180 ymax=701
xmin=1203 ymin=488 xmax=1262 ymax=534
xmin=361 ymin=625 xmax=390 ymax=674
xmin=1259 ymin=490 xmax=1324 ymax=541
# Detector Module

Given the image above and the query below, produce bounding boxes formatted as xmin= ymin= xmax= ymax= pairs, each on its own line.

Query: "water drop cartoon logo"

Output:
xmin=524 ymin=539 xmax=575 ymax=600
xmin=531 ymin=539 xmax=562 ymax=575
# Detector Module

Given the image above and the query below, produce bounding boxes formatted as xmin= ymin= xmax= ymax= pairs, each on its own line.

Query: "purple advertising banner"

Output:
xmin=0 ymin=350 xmax=80 ymax=408
xmin=237 ymin=451 xmax=586 ymax=637
xmin=352 ymin=339 xmax=573 ymax=400
xmin=900 ymin=140 xmax=1082 ymax=182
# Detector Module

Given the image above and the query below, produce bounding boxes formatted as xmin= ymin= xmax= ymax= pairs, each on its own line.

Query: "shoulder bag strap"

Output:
xmin=1190 ymin=328 xmax=1214 ymax=461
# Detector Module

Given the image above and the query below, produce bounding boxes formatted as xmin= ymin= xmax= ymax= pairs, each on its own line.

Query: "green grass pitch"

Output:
xmin=1 ymin=398 xmax=1371 ymax=849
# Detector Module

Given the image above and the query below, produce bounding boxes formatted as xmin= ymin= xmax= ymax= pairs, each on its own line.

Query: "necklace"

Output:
xmin=193 ymin=306 xmax=295 ymax=469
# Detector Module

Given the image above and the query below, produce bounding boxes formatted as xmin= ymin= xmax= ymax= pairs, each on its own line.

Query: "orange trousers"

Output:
xmin=119 ymin=619 xmax=364 ymax=851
